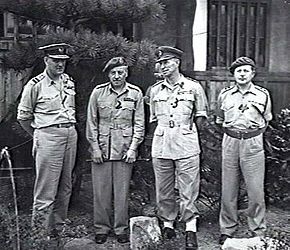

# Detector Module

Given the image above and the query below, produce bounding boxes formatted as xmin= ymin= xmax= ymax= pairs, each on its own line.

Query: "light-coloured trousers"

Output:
xmin=32 ymin=126 xmax=77 ymax=230
xmin=219 ymin=133 xmax=266 ymax=236
xmin=91 ymin=161 xmax=132 ymax=235
xmin=152 ymin=155 xmax=200 ymax=223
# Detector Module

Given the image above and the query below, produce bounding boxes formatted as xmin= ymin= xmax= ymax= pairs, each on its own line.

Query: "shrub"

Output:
xmin=264 ymin=106 xmax=290 ymax=204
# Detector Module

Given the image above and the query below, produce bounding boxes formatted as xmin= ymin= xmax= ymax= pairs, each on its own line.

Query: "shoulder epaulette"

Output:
xmin=254 ymin=85 xmax=268 ymax=94
xmin=31 ymin=74 xmax=45 ymax=85
xmin=185 ymin=76 xmax=199 ymax=83
xmin=127 ymin=83 xmax=141 ymax=92
xmin=151 ymin=80 xmax=164 ymax=88
xmin=95 ymin=82 xmax=110 ymax=89
xmin=221 ymin=85 xmax=235 ymax=94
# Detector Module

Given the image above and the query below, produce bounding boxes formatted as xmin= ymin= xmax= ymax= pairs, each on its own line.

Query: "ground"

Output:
xmin=2 ymin=165 xmax=289 ymax=249
xmin=55 ymin=173 xmax=290 ymax=250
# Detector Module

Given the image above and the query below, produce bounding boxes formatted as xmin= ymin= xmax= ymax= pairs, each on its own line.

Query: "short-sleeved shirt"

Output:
xmin=17 ymin=70 xmax=76 ymax=128
xmin=86 ymin=82 xmax=145 ymax=160
xmin=149 ymin=75 xmax=208 ymax=159
xmin=216 ymin=82 xmax=272 ymax=129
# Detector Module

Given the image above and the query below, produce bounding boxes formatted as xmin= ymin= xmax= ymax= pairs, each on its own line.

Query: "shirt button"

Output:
xmin=170 ymin=114 xmax=173 ymax=117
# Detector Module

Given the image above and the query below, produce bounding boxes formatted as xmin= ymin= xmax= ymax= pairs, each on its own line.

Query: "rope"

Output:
xmin=0 ymin=147 xmax=21 ymax=250
xmin=8 ymin=138 xmax=33 ymax=151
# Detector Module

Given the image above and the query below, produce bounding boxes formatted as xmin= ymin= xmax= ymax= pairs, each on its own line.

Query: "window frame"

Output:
xmin=207 ymin=0 xmax=271 ymax=71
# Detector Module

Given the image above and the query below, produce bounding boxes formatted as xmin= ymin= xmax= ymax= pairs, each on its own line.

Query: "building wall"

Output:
xmin=269 ymin=1 xmax=290 ymax=73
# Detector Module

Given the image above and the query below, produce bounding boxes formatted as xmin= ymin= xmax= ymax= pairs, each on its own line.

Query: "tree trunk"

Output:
xmin=174 ymin=0 xmax=196 ymax=71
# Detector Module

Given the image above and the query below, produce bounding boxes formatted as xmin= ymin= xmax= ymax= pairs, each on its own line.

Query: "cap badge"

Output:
xmin=58 ymin=47 xmax=64 ymax=53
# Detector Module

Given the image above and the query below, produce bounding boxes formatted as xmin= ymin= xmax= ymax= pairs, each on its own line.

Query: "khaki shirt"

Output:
xmin=216 ymin=83 xmax=272 ymax=129
xmin=150 ymin=75 xmax=208 ymax=159
xmin=17 ymin=71 xmax=76 ymax=128
xmin=86 ymin=82 xmax=145 ymax=160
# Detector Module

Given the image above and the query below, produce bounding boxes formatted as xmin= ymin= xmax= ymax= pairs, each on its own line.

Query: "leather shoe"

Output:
xmin=163 ymin=227 xmax=176 ymax=239
xmin=95 ymin=234 xmax=108 ymax=244
xmin=219 ymin=234 xmax=231 ymax=245
xmin=116 ymin=234 xmax=130 ymax=243
xmin=185 ymin=231 xmax=198 ymax=250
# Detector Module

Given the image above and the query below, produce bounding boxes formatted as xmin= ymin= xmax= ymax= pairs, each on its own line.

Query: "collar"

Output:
xmin=161 ymin=74 xmax=185 ymax=89
xmin=231 ymin=82 xmax=256 ymax=95
xmin=44 ymin=70 xmax=65 ymax=86
xmin=109 ymin=81 xmax=129 ymax=95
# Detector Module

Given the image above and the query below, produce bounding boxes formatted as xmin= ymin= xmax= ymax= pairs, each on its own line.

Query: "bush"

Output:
xmin=264 ymin=106 xmax=290 ymax=204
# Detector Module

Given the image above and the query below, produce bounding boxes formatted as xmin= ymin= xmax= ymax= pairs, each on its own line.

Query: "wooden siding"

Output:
xmin=0 ymin=65 xmax=32 ymax=121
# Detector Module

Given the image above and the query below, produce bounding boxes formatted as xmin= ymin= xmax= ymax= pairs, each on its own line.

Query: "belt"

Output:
xmin=224 ymin=127 xmax=266 ymax=139
xmin=49 ymin=123 xmax=75 ymax=128
xmin=158 ymin=120 xmax=190 ymax=128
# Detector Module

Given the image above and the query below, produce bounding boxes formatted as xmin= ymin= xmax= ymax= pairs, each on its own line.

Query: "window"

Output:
xmin=207 ymin=0 xmax=268 ymax=69
xmin=0 ymin=13 xmax=4 ymax=37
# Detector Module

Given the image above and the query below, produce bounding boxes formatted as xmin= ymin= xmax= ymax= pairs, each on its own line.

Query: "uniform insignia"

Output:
xmin=178 ymin=90 xmax=194 ymax=95
xmin=115 ymin=100 xmax=122 ymax=109
xmin=221 ymin=85 xmax=235 ymax=94
xmin=254 ymin=85 xmax=267 ymax=93
xmin=171 ymin=98 xmax=179 ymax=108
xmin=124 ymin=98 xmax=135 ymax=102
xmin=31 ymin=74 xmax=45 ymax=84
xmin=58 ymin=47 xmax=64 ymax=53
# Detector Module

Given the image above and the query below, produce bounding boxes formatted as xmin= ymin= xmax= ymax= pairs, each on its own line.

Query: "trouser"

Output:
xmin=32 ymin=126 xmax=77 ymax=231
xmin=152 ymin=155 xmax=200 ymax=223
xmin=91 ymin=161 xmax=133 ymax=235
xmin=219 ymin=133 xmax=266 ymax=236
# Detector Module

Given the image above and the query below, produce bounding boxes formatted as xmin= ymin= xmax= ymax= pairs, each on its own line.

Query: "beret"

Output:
xmin=38 ymin=43 xmax=70 ymax=59
xmin=229 ymin=57 xmax=256 ymax=74
xmin=103 ymin=57 xmax=128 ymax=73
xmin=155 ymin=46 xmax=183 ymax=62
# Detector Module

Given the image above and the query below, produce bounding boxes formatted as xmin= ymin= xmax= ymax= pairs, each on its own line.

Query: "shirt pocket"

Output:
xmin=153 ymin=95 xmax=169 ymax=115
xmin=97 ymin=101 xmax=112 ymax=119
xmin=120 ymin=100 xmax=136 ymax=120
xmin=37 ymin=94 xmax=60 ymax=112
xmin=176 ymin=94 xmax=195 ymax=113
xmin=152 ymin=126 xmax=165 ymax=155
xmin=181 ymin=126 xmax=199 ymax=150
xmin=63 ymin=88 xmax=76 ymax=108
xmin=247 ymin=103 xmax=266 ymax=126
xmin=221 ymin=102 xmax=236 ymax=123
xmin=154 ymin=126 xmax=164 ymax=136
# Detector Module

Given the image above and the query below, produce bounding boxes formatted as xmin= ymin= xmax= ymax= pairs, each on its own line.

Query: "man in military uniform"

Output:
xmin=17 ymin=43 xmax=77 ymax=236
xmin=149 ymin=46 xmax=208 ymax=250
xmin=86 ymin=57 xmax=144 ymax=244
xmin=216 ymin=57 xmax=272 ymax=245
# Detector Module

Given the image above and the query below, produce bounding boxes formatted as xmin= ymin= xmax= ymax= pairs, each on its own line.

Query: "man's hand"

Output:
xmin=92 ymin=149 xmax=105 ymax=164
xmin=195 ymin=116 xmax=207 ymax=131
xmin=122 ymin=149 xmax=136 ymax=164
xmin=18 ymin=120 xmax=34 ymax=137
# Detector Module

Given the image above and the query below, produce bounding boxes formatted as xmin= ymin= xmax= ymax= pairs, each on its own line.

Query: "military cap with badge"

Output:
xmin=103 ymin=57 xmax=128 ymax=73
xmin=38 ymin=43 xmax=71 ymax=59
xmin=155 ymin=46 xmax=184 ymax=62
xmin=229 ymin=56 xmax=256 ymax=74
